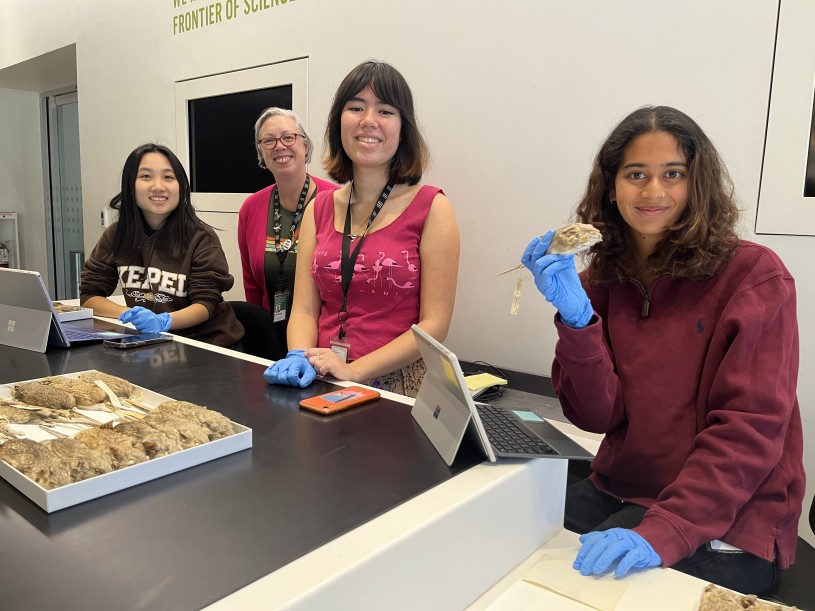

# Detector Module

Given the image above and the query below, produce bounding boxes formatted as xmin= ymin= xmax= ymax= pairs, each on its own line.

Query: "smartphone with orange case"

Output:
xmin=299 ymin=386 xmax=381 ymax=415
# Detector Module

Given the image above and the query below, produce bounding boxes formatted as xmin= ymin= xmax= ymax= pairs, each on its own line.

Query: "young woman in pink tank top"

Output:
xmin=263 ymin=60 xmax=460 ymax=397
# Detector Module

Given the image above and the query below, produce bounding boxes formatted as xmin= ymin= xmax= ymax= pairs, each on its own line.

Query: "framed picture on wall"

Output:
xmin=756 ymin=0 xmax=815 ymax=235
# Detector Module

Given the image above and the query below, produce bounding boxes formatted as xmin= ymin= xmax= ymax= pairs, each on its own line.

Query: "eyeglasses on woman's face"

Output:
xmin=257 ymin=133 xmax=305 ymax=150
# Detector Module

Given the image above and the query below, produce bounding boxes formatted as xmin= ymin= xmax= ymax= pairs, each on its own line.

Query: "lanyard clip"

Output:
xmin=338 ymin=309 xmax=348 ymax=340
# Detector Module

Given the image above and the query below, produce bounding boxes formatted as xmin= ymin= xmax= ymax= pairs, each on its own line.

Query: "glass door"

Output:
xmin=45 ymin=90 xmax=85 ymax=299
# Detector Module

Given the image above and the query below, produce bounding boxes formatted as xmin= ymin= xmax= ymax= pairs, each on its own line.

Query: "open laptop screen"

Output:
xmin=0 ymin=268 xmax=126 ymax=353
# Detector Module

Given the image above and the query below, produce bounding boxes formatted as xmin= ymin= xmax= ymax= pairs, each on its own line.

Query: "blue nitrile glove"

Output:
xmin=573 ymin=528 xmax=662 ymax=578
xmin=119 ymin=306 xmax=172 ymax=333
xmin=521 ymin=231 xmax=594 ymax=328
xmin=263 ymin=349 xmax=316 ymax=388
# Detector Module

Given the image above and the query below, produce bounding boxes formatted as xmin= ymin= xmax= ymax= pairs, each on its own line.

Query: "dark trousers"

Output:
xmin=565 ymin=476 xmax=779 ymax=596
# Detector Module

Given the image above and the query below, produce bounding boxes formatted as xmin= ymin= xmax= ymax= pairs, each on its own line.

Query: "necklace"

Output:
xmin=347 ymin=183 xmax=393 ymax=241
xmin=348 ymin=214 xmax=370 ymax=241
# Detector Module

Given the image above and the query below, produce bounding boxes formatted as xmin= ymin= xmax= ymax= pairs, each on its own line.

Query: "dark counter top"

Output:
xmin=0 ymin=340 xmax=482 ymax=610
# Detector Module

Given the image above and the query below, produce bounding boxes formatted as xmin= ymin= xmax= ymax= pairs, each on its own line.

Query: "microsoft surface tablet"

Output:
xmin=410 ymin=325 xmax=594 ymax=466
xmin=0 ymin=268 xmax=128 ymax=352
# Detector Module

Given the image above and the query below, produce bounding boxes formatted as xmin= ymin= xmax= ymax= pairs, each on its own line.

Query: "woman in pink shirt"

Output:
xmin=264 ymin=60 xmax=460 ymax=396
xmin=237 ymin=108 xmax=337 ymax=358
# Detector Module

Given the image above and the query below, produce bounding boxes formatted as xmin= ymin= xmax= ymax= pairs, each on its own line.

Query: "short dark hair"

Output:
xmin=323 ymin=60 xmax=429 ymax=185
xmin=576 ymin=106 xmax=740 ymax=284
xmin=110 ymin=143 xmax=206 ymax=260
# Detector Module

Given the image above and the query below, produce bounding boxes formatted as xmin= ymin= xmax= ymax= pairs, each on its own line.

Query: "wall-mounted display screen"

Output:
xmin=188 ymin=84 xmax=292 ymax=193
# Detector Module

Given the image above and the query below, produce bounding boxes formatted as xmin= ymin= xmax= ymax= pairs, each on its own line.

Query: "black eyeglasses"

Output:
xmin=257 ymin=133 xmax=305 ymax=150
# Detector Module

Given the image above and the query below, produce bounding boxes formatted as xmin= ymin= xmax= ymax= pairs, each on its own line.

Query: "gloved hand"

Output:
xmin=521 ymin=231 xmax=594 ymax=328
xmin=119 ymin=306 xmax=172 ymax=333
xmin=263 ymin=349 xmax=317 ymax=388
xmin=573 ymin=528 xmax=662 ymax=578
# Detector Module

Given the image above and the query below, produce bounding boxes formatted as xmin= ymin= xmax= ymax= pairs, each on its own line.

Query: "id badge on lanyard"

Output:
xmin=273 ymin=290 xmax=289 ymax=323
xmin=264 ymin=177 xmax=313 ymax=322
xmin=329 ymin=336 xmax=350 ymax=363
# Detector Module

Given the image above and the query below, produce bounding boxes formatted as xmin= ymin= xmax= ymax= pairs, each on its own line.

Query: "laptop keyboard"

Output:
xmin=475 ymin=403 xmax=558 ymax=456
xmin=62 ymin=323 xmax=110 ymax=342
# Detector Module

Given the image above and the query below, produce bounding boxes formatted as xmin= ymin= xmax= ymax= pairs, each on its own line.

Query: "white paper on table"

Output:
xmin=521 ymin=547 xmax=627 ymax=611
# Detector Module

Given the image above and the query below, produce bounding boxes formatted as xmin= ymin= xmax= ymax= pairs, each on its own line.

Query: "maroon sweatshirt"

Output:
xmin=553 ymin=241 xmax=805 ymax=569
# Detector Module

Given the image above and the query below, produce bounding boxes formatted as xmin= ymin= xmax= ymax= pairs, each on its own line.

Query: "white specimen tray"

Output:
xmin=0 ymin=371 xmax=252 ymax=512
xmin=53 ymin=305 xmax=94 ymax=322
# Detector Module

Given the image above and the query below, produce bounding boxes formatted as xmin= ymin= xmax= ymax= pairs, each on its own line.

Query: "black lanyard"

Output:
xmin=338 ymin=181 xmax=394 ymax=339
xmin=264 ymin=175 xmax=314 ymax=294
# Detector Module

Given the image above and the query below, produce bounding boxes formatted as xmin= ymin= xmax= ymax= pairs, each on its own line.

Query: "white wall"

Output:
xmin=0 ymin=0 xmax=812 ymax=544
xmin=0 ymin=87 xmax=46 ymax=276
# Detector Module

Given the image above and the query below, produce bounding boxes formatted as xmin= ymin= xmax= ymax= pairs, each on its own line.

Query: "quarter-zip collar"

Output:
xmin=627 ymin=274 xmax=668 ymax=319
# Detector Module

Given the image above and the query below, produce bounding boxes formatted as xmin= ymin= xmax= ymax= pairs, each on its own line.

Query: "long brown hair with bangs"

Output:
xmin=576 ymin=106 xmax=740 ymax=285
xmin=323 ymin=60 xmax=429 ymax=185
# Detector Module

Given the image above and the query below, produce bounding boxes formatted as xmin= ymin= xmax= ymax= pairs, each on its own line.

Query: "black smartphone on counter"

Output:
xmin=103 ymin=333 xmax=173 ymax=350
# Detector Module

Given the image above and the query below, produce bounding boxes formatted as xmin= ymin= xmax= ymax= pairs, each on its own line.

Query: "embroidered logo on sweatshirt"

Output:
xmin=696 ymin=319 xmax=705 ymax=334
xmin=118 ymin=266 xmax=188 ymax=297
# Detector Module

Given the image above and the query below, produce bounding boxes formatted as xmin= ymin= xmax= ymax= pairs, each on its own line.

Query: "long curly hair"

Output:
xmin=576 ymin=106 xmax=740 ymax=285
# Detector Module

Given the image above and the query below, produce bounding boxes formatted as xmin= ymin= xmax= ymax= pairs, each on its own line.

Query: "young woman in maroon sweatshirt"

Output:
xmin=522 ymin=106 xmax=804 ymax=595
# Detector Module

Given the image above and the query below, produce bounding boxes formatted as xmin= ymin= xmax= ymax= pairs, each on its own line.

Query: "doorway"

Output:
xmin=43 ymin=90 xmax=85 ymax=299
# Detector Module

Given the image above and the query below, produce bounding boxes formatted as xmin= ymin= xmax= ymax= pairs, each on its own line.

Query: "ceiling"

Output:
xmin=0 ymin=44 xmax=76 ymax=92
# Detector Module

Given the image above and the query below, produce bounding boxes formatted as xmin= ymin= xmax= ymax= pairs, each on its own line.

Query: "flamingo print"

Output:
xmin=401 ymin=249 xmax=418 ymax=277
xmin=323 ymin=258 xmax=343 ymax=284
xmin=323 ymin=258 xmax=341 ymax=271
xmin=379 ymin=252 xmax=400 ymax=273
xmin=367 ymin=251 xmax=401 ymax=286
xmin=367 ymin=252 xmax=385 ymax=284
xmin=386 ymin=277 xmax=415 ymax=290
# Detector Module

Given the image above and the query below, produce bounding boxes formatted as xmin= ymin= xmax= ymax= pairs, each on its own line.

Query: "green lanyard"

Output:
xmin=263 ymin=175 xmax=315 ymax=294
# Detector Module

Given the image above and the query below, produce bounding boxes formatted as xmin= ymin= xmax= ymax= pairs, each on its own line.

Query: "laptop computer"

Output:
xmin=0 ymin=268 xmax=129 ymax=353
xmin=411 ymin=325 xmax=594 ymax=466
